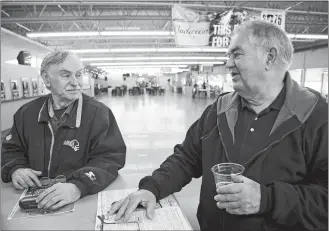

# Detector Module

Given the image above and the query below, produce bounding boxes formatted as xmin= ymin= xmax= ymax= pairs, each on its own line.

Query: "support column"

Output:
xmin=301 ymin=52 xmax=306 ymax=87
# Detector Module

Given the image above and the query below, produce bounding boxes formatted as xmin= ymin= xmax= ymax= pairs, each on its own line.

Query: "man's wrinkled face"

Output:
xmin=226 ymin=31 xmax=267 ymax=99
xmin=47 ymin=55 xmax=84 ymax=102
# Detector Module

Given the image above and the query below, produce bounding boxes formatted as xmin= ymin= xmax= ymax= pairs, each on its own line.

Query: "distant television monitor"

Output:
xmin=17 ymin=51 xmax=32 ymax=66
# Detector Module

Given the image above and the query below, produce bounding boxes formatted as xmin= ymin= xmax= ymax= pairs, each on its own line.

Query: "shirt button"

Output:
xmin=250 ymin=128 xmax=255 ymax=132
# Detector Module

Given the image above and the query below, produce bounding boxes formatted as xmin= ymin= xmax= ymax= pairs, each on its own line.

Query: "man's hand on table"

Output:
xmin=36 ymin=183 xmax=81 ymax=210
xmin=214 ymin=175 xmax=261 ymax=215
xmin=108 ymin=189 xmax=156 ymax=222
xmin=11 ymin=168 xmax=42 ymax=189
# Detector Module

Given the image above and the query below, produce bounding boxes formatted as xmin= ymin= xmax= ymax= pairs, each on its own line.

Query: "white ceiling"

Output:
xmin=1 ymin=0 xmax=328 ymax=72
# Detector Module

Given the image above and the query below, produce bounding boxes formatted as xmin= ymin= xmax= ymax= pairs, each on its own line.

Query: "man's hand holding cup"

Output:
xmin=211 ymin=163 xmax=261 ymax=215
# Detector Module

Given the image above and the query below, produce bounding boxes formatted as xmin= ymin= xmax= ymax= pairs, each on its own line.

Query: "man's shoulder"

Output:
xmin=199 ymin=92 xmax=233 ymax=123
xmin=307 ymin=93 xmax=328 ymax=126
xmin=82 ymin=94 xmax=112 ymax=116
xmin=16 ymin=95 xmax=48 ymax=116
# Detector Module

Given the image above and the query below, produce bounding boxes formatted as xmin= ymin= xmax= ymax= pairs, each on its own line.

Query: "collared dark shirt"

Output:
xmin=47 ymin=96 xmax=76 ymax=136
xmin=232 ymin=86 xmax=286 ymax=164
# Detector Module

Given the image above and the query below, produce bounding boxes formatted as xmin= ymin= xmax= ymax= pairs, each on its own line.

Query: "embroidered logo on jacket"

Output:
xmin=85 ymin=171 xmax=96 ymax=181
xmin=5 ymin=134 xmax=12 ymax=141
xmin=63 ymin=139 xmax=80 ymax=151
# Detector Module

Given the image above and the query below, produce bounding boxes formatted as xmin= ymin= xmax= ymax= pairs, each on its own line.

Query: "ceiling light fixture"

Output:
xmin=101 ymin=65 xmax=188 ymax=69
xmin=100 ymin=31 xmax=174 ymax=36
xmin=27 ymin=31 xmax=99 ymax=38
xmin=92 ymin=61 xmax=224 ymax=66
xmin=26 ymin=31 xmax=174 ymax=38
xmin=81 ymin=56 xmax=229 ymax=61
xmin=70 ymin=47 xmax=228 ymax=53
xmin=26 ymin=31 xmax=327 ymax=41
xmin=287 ymin=34 xmax=328 ymax=39
xmin=110 ymin=48 xmax=158 ymax=53
xmin=72 ymin=49 xmax=110 ymax=53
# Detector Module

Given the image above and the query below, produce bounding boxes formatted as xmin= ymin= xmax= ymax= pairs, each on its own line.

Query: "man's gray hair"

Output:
xmin=40 ymin=50 xmax=79 ymax=76
xmin=232 ymin=19 xmax=294 ymax=69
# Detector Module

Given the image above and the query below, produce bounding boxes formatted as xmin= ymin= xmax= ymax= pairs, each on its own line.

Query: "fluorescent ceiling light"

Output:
xmin=157 ymin=48 xmax=228 ymax=52
xmin=27 ymin=31 xmax=327 ymax=41
xmin=71 ymin=47 xmax=228 ymax=54
xmin=92 ymin=61 xmax=224 ymax=66
xmin=102 ymin=65 xmax=187 ymax=69
xmin=81 ymin=56 xmax=229 ymax=61
xmin=100 ymin=31 xmax=174 ymax=36
xmin=71 ymin=49 xmax=110 ymax=53
xmin=110 ymin=48 xmax=157 ymax=53
xmin=287 ymin=34 xmax=328 ymax=39
xmin=26 ymin=30 xmax=174 ymax=38
xmin=27 ymin=31 xmax=99 ymax=38
xmin=201 ymin=48 xmax=228 ymax=52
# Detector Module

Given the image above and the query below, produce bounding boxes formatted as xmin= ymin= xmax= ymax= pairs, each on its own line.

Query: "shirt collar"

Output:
xmin=240 ymin=86 xmax=286 ymax=111
xmin=47 ymin=95 xmax=75 ymax=119
xmin=38 ymin=93 xmax=83 ymax=128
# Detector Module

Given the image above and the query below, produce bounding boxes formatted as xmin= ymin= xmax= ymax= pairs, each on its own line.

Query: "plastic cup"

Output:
xmin=211 ymin=163 xmax=245 ymax=188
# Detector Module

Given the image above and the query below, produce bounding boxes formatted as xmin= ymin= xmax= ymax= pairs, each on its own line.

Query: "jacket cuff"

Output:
xmin=67 ymin=178 xmax=88 ymax=198
xmin=138 ymin=177 xmax=160 ymax=200
xmin=258 ymin=185 xmax=274 ymax=214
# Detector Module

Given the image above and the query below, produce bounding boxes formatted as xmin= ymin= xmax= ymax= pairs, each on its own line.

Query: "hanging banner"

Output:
xmin=260 ymin=10 xmax=286 ymax=30
xmin=172 ymin=5 xmax=285 ymax=47
xmin=209 ymin=9 xmax=234 ymax=48
xmin=209 ymin=8 xmax=260 ymax=47
xmin=172 ymin=4 xmax=211 ymax=46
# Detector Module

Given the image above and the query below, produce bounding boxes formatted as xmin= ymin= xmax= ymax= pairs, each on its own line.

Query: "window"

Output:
xmin=304 ymin=68 xmax=327 ymax=93
xmin=321 ymin=71 xmax=328 ymax=96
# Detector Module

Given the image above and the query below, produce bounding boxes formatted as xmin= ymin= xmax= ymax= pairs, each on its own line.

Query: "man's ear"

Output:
xmin=265 ymin=47 xmax=278 ymax=71
xmin=41 ymin=72 xmax=51 ymax=88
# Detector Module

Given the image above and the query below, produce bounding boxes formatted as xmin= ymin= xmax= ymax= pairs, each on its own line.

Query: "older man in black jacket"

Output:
xmin=1 ymin=50 xmax=126 ymax=210
xmin=108 ymin=19 xmax=327 ymax=231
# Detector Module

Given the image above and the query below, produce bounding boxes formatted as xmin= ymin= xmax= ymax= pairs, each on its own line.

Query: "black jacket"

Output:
xmin=139 ymin=73 xmax=328 ymax=231
xmin=1 ymin=93 xmax=126 ymax=198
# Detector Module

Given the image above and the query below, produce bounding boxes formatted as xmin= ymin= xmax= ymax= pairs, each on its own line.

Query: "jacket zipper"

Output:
xmin=218 ymin=131 xmax=231 ymax=162
xmin=217 ymin=131 xmax=227 ymax=231
xmin=47 ymin=122 xmax=55 ymax=177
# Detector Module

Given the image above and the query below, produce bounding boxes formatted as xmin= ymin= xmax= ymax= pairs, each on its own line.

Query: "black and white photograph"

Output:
xmin=0 ymin=1 xmax=328 ymax=231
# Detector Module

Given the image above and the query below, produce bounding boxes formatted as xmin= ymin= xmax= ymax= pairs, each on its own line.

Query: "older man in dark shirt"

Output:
xmin=108 ymin=19 xmax=327 ymax=231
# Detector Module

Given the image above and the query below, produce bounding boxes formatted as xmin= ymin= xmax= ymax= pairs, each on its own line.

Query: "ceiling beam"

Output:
xmin=1 ymin=9 xmax=32 ymax=31
xmin=294 ymin=40 xmax=328 ymax=52
xmin=1 ymin=1 xmax=328 ymax=16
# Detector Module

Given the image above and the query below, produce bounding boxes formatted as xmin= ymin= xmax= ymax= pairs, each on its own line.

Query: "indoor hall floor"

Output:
xmin=95 ymin=89 xmax=217 ymax=230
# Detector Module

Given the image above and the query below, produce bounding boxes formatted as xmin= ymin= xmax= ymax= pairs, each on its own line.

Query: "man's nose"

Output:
xmin=69 ymin=76 xmax=79 ymax=86
xmin=225 ymin=56 xmax=235 ymax=69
